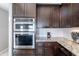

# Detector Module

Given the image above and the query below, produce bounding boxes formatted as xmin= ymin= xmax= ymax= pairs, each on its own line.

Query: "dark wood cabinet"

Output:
xmin=60 ymin=4 xmax=72 ymax=28
xmin=12 ymin=3 xmax=79 ymax=28
xmin=44 ymin=42 xmax=59 ymax=56
xmin=36 ymin=42 xmax=61 ymax=56
xmin=12 ymin=3 xmax=25 ymax=17
xmin=36 ymin=3 xmax=79 ymax=28
xmin=12 ymin=3 xmax=36 ymax=17
xmin=72 ymin=3 xmax=79 ymax=27
xmin=36 ymin=42 xmax=44 ymax=56
xmin=36 ymin=4 xmax=60 ymax=28
xmin=36 ymin=5 xmax=51 ymax=28
xmin=50 ymin=6 xmax=60 ymax=28
xmin=13 ymin=49 xmax=35 ymax=56
xmin=58 ymin=44 xmax=75 ymax=56
xmin=25 ymin=3 xmax=36 ymax=17
xmin=13 ymin=42 xmax=74 ymax=56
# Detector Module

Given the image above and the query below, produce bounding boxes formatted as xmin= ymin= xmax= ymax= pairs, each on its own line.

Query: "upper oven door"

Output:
xmin=14 ymin=18 xmax=35 ymax=31
xmin=13 ymin=32 xmax=35 ymax=49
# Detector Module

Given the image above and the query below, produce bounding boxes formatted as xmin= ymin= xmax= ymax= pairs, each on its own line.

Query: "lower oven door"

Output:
xmin=13 ymin=32 xmax=35 ymax=49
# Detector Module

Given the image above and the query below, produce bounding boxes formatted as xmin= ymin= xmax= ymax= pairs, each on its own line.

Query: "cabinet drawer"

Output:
xmin=13 ymin=49 xmax=35 ymax=56
xmin=36 ymin=42 xmax=44 ymax=47
xmin=45 ymin=42 xmax=55 ymax=47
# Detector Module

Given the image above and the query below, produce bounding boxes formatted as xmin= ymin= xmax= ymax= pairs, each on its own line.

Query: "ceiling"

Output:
xmin=0 ymin=3 xmax=10 ymax=12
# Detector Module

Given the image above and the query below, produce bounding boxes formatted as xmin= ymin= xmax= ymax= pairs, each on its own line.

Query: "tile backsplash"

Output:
xmin=37 ymin=27 xmax=79 ymax=40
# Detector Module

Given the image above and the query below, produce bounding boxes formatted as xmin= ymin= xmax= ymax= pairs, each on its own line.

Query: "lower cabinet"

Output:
xmin=44 ymin=42 xmax=60 ymax=56
xmin=58 ymin=44 xmax=75 ymax=56
xmin=13 ymin=42 xmax=74 ymax=56
xmin=36 ymin=42 xmax=61 ymax=56
xmin=36 ymin=42 xmax=44 ymax=56
xmin=13 ymin=49 xmax=35 ymax=56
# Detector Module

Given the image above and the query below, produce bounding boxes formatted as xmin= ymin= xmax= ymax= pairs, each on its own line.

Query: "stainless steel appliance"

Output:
xmin=14 ymin=32 xmax=35 ymax=49
xmin=13 ymin=18 xmax=36 ymax=49
xmin=71 ymin=31 xmax=79 ymax=43
xmin=14 ymin=18 xmax=35 ymax=31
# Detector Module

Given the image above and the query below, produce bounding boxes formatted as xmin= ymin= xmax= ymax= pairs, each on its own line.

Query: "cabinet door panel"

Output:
xmin=12 ymin=3 xmax=25 ymax=17
xmin=72 ymin=3 xmax=79 ymax=27
xmin=37 ymin=5 xmax=51 ymax=28
xmin=51 ymin=6 xmax=60 ymax=28
xmin=44 ymin=48 xmax=54 ymax=56
xmin=25 ymin=3 xmax=36 ymax=17
xmin=12 ymin=3 xmax=36 ymax=17
xmin=13 ymin=49 xmax=35 ymax=56
xmin=44 ymin=42 xmax=60 ymax=56
xmin=36 ymin=47 xmax=44 ymax=56
xmin=60 ymin=4 xmax=72 ymax=28
xmin=36 ymin=42 xmax=44 ymax=56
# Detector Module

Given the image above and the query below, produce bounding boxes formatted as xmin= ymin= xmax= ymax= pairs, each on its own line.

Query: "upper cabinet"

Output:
xmin=60 ymin=4 xmax=72 ymax=28
xmin=50 ymin=6 xmax=60 ymax=28
xmin=12 ymin=3 xmax=25 ymax=17
xmin=12 ymin=3 xmax=36 ymax=17
xmin=72 ymin=4 xmax=79 ymax=27
xmin=36 ymin=5 xmax=51 ymax=28
xmin=12 ymin=3 xmax=79 ymax=28
xmin=25 ymin=3 xmax=36 ymax=17
xmin=36 ymin=4 xmax=60 ymax=28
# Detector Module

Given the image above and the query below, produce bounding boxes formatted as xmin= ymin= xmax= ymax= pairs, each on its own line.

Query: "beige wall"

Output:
xmin=0 ymin=8 xmax=8 ymax=51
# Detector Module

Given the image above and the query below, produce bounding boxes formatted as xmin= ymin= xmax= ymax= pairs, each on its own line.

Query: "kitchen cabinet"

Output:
xmin=36 ymin=5 xmax=51 ymax=28
xmin=35 ymin=42 xmax=44 ymax=56
xmin=13 ymin=42 xmax=74 ymax=56
xmin=36 ymin=42 xmax=74 ymax=56
xmin=12 ymin=3 xmax=36 ymax=17
xmin=36 ymin=42 xmax=61 ymax=56
xmin=12 ymin=3 xmax=25 ymax=17
xmin=44 ymin=42 xmax=60 ymax=56
xmin=12 ymin=3 xmax=79 ymax=28
xmin=36 ymin=3 xmax=79 ymax=28
xmin=60 ymin=3 xmax=72 ymax=28
xmin=50 ymin=6 xmax=60 ymax=28
xmin=25 ymin=3 xmax=36 ymax=17
xmin=36 ymin=4 xmax=60 ymax=28
xmin=72 ymin=3 xmax=79 ymax=27
xmin=13 ymin=49 xmax=35 ymax=56
xmin=58 ymin=44 xmax=75 ymax=56
xmin=60 ymin=3 xmax=79 ymax=27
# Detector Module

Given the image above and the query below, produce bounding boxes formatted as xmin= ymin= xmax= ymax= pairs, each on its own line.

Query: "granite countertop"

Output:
xmin=36 ymin=37 xmax=79 ymax=56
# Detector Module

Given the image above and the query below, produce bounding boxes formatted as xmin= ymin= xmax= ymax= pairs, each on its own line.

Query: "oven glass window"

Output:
xmin=15 ymin=34 xmax=33 ymax=45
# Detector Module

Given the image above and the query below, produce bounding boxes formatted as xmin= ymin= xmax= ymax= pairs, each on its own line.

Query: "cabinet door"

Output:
xmin=50 ymin=6 xmax=60 ymax=28
xmin=44 ymin=42 xmax=60 ymax=56
xmin=25 ymin=3 xmax=36 ymax=17
xmin=12 ymin=3 xmax=25 ymax=17
xmin=37 ymin=5 xmax=51 ymax=28
xmin=58 ymin=44 xmax=74 ymax=56
xmin=44 ymin=47 xmax=54 ymax=56
xmin=36 ymin=42 xmax=44 ymax=56
xmin=13 ymin=49 xmax=35 ymax=56
xmin=44 ymin=42 xmax=53 ymax=56
xmin=72 ymin=3 xmax=79 ymax=27
xmin=60 ymin=4 xmax=72 ymax=28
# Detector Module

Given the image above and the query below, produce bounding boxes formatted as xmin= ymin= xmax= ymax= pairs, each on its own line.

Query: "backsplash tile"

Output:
xmin=37 ymin=27 xmax=79 ymax=40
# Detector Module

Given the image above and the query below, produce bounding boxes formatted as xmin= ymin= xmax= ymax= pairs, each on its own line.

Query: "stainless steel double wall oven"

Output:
xmin=13 ymin=18 xmax=35 ymax=49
